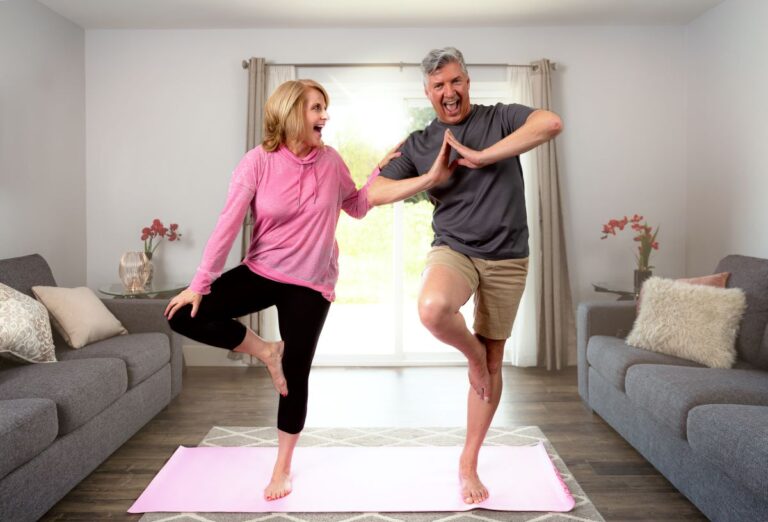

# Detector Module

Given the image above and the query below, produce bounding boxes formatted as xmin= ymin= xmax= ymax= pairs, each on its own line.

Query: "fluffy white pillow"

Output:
xmin=626 ymin=277 xmax=746 ymax=368
xmin=0 ymin=283 xmax=56 ymax=363
xmin=31 ymin=286 xmax=128 ymax=349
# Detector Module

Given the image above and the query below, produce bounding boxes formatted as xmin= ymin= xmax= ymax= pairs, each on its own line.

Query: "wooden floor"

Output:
xmin=41 ymin=366 xmax=707 ymax=521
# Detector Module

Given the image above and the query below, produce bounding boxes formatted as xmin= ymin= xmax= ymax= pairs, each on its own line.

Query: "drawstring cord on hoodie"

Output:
xmin=281 ymin=145 xmax=320 ymax=208
xmin=296 ymin=163 xmax=319 ymax=208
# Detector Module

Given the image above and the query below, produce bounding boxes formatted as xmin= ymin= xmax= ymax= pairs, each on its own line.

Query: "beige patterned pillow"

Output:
xmin=626 ymin=277 xmax=746 ymax=368
xmin=31 ymin=286 xmax=127 ymax=349
xmin=0 ymin=283 xmax=56 ymax=363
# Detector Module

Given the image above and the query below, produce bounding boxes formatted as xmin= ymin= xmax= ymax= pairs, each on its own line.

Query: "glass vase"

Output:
xmin=634 ymin=269 xmax=653 ymax=297
xmin=119 ymin=252 xmax=150 ymax=293
xmin=143 ymin=252 xmax=154 ymax=289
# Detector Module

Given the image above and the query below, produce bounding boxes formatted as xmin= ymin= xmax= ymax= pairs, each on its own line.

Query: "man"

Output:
xmin=370 ymin=47 xmax=562 ymax=504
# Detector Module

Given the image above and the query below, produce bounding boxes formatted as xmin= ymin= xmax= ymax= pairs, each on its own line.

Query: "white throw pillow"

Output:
xmin=31 ymin=286 xmax=128 ymax=349
xmin=626 ymin=277 xmax=746 ymax=368
xmin=0 ymin=283 xmax=56 ymax=363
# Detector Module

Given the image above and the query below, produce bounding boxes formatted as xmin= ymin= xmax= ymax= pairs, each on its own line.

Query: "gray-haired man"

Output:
xmin=369 ymin=47 xmax=562 ymax=504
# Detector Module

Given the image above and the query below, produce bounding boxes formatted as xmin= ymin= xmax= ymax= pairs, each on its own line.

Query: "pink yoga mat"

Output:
xmin=129 ymin=443 xmax=574 ymax=513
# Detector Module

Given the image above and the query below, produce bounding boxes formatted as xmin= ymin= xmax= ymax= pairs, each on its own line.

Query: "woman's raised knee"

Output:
xmin=167 ymin=305 xmax=194 ymax=335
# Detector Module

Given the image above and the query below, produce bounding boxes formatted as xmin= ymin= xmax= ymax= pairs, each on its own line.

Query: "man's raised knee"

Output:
xmin=418 ymin=295 xmax=453 ymax=332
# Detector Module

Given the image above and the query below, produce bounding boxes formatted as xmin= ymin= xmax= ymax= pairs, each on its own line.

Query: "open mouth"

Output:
xmin=313 ymin=125 xmax=323 ymax=137
xmin=443 ymin=99 xmax=460 ymax=115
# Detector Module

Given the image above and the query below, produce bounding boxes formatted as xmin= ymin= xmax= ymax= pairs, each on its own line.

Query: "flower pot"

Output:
xmin=634 ymin=269 xmax=653 ymax=297
xmin=119 ymin=252 xmax=150 ymax=293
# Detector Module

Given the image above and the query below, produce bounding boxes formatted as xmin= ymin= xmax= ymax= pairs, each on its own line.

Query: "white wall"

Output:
xmin=0 ymin=0 xmax=86 ymax=286
xmin=86 ymin=26 xmax=688 ymax=306
xmin=685 ymin=0 xmax=768 ymax=275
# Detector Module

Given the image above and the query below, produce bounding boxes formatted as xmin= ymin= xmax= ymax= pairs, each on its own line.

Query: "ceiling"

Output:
xmin=37 ymin=0 xmax=724 ymax=29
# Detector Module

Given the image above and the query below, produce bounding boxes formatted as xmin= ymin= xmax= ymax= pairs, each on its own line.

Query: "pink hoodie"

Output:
xmin=189 ymin=145 xmax=378 ymax=301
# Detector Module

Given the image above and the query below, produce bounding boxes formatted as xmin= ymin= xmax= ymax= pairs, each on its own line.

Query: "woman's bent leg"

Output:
xmin=167 ymin=265 xmax=287 ymax=393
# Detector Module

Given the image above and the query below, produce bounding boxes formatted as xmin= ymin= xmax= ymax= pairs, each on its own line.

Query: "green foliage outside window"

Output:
xmin=334 ymin=105 xmax=437 ymax=304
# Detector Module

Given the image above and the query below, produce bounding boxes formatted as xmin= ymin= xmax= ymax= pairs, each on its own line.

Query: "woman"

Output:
xmin=165 ymin=79 xmax=455 ymax=501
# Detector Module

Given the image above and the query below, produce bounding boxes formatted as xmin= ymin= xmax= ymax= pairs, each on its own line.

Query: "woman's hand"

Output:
xmin=445 ymin=129 xmax=490 ymax=169
xmin=377 ymin=140 xmax=404 ymax=170
xmin=425 ymin=130 xmax=458 ymax=187
xmin=164 ymin=288 xmax=202 ymax=320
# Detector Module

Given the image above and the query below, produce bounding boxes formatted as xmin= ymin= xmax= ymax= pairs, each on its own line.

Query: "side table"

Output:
xmin=591 ymin=283 xmax=636 ymax=301
xmin=99 ymin=283 xmax=186 ymax=299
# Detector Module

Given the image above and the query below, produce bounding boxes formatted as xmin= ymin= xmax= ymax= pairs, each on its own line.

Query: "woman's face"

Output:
xmin=301 ymin=88 xmax=328 ymax=148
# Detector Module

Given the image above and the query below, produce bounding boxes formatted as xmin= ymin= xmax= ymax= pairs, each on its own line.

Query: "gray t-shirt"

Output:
xmin=380 ymin=103 xmax=535 ymax=260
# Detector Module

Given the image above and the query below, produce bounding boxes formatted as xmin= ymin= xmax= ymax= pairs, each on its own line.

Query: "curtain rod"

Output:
xmin=241 ymin=61 xmax=554 ymax=70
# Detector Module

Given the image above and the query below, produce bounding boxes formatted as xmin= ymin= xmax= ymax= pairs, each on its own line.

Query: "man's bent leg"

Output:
xmin=418 ymin=264 xmax=490 ymax=401
xmin=460 ymin=337 xmax=505 ymax=503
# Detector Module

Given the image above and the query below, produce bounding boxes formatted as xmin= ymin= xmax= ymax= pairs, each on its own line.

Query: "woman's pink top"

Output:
xmin=189 ymin=145 xmax=378 ymax=301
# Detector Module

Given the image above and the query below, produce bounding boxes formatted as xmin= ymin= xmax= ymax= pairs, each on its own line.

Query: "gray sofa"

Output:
xmin=578 ymin=254 xmax=768 ymax=521
xmin=0 ymin=254 xmax=184 ymax=521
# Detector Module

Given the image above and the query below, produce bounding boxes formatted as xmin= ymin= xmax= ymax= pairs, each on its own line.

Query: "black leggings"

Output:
xmin=168 ymin=265 xmax=330 ymax=434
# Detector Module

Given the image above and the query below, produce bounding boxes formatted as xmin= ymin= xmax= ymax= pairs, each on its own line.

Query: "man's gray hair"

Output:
xmin=420 ymin=47 xmax=468 ymax=85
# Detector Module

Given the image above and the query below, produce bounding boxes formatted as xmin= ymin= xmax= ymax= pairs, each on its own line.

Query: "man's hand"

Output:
xmin=445 ymin=129 xmax=489 ymax=169
xmin=426 ymin=130 xmax=459 ymax=187
xmin=377 ymin=140 xmax=404 ymax=170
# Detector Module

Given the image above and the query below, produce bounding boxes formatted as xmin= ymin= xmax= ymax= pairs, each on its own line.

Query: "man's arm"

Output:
xmin=445 ymin=109 xmax=562 ymax=169
xmin=368 ymin=130 xmax=457 ymax=206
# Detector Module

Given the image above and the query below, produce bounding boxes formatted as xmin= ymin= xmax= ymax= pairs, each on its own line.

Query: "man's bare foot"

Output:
xmin=467 ymin=344 xmax=490 ymax=402
xmin=264 ymin=470 xmax=292 ymax=501
xmin=460 ymin=469 xmax=489 ymax=504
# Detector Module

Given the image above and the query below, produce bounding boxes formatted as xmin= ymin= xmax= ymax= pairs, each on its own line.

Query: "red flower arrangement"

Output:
xmin=141 ymin=219 xmax=181 ymax=259
xmin=600 ymin=214 xmax=659 ymax=271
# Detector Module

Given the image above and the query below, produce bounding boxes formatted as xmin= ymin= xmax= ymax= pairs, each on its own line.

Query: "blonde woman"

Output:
xmin=165 ymin=79 xmax=457 ymax=500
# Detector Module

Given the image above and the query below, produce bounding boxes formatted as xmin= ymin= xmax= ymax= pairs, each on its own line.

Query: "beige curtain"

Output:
xmin=505 ymin=65 xmax=540 ymax=367
xmin=530 ymin=59 xmax=576 ymax=370
xmin=231 ymin=59 xmax=295 ymax=364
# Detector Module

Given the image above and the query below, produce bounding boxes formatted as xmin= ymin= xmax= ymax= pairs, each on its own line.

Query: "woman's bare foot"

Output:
xmin=262 ymin=340 xmax=287 ymax=396
xmin=459 ymin=469 xmax=489 ymax=504
xmin=264 ymin=470 xmax=292 ymax=501
xmin=235 ymin=334 xmax=288 ymax=396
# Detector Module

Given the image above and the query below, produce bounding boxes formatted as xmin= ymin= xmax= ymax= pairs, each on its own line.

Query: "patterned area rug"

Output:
xmin=139 ymin=426 xmax=604 ymax=522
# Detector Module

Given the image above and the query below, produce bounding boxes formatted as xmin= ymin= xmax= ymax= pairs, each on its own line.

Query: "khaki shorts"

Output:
xmin=425 ymin=245 xmax=528 ymax=340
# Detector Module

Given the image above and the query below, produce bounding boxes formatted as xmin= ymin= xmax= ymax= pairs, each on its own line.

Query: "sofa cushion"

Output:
xmin=626 ymin=277 xmax=746 ymax=368
xmin=0 ymin=359 xmax=127 ymax=435
xmin=32 ymin=286 xmax=128 ymax=349
xmin=625 ymin=365 xmax=768 ymax=438
xmin=587 ymin=335 xmax=702 ymax=392
xmin=0 ymin=398 xmax=58 ymax=480
xmin=715 ymin=255 xmax=768 ymax=370
xmin=56 ymin=333 xmax=170 ymax=389
xmin=0 ymin=283 xmax=56 ymax=363
xmin=687 ymin=404 xmax=768 ymax=498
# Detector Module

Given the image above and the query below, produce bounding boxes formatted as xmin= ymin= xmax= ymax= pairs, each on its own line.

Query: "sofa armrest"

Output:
xmin=102 ymin=298 xmax=184 ymax=398
xmin=576 ymin=301 xmax=637 ymax=403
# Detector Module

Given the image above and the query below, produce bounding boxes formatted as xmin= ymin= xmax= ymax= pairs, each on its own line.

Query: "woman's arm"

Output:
xmin=367 ymin=130 xmax=457 ymax=207
xmin=188 ymin=157 xmax=257 ymax=295
xmin=340 ymin=142 xmax=403 ymax=218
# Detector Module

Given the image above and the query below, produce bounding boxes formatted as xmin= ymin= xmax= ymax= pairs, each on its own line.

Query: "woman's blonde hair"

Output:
xmin=262 ymin=79 xmax=329 ymax=152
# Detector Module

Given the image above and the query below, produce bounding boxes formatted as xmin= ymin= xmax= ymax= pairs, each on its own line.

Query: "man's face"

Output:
xmin=424 ymin=61 xmax=471 ymax=125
